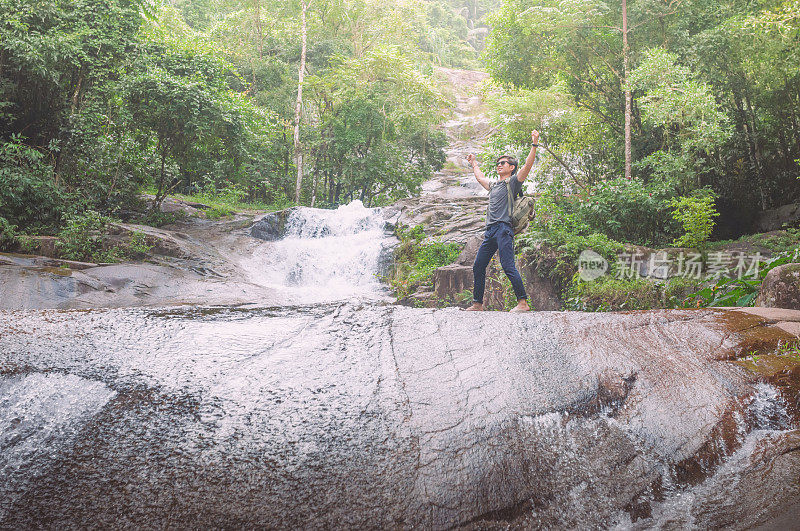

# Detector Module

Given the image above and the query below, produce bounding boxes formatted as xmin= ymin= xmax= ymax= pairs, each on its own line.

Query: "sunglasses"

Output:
xmin=496 ymin=161 xmax=511 ymax=166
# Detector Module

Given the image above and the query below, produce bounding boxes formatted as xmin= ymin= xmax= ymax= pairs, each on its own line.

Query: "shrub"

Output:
xmin=565 ymin=177 xmax=682 ymax=247
xmin=564 ymin=274 xmax=705 ymax=311
xmin=56 ymin=210 xmax=122 ymax=263
xmin=564 ymin=275 xmax=664 ymax=311
xmin=140 ymin=209 xmax=188 ymax=227
xmin=205 ymin=206 xmax=234 ymax=220
xmin=685 ymin=248 xmax=800 ymax=307
xmin=517 ymin=194 xmax=626 ymax=289
xmin=126 ymin=231 xmax=153 ymax=258
xmin=0 ymin=217 xmax=18 ymax=251
xmin=669 ymin=193 xmax=720 ymax=249
xmin=0 ymin=136 xmax=65 ymax=233
xmin=663 ymin=276 xmax=706 ymax=307
xmin=389 ymin=224 xmax=460 ymax=299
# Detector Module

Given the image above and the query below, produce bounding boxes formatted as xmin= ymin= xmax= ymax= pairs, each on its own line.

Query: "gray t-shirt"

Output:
xmin=486 ymin=176 xmax=522 ymax=227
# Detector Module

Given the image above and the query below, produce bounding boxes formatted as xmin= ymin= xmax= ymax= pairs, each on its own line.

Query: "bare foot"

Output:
xmin=510 ymin=300 xmax=530 ymax=313
xmin=465 ymin=303 xmax=484 ymax=311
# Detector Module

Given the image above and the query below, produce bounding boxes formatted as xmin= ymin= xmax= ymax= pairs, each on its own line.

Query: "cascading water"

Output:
xmin=610 ymin=382 xmax=796 ymax=529
xmin=243 ymin=201 xmax=394 ymax=304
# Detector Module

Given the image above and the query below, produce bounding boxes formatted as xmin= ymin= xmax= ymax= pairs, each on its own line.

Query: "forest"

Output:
xmin=1 ymin=0 xmax=798 ymax=255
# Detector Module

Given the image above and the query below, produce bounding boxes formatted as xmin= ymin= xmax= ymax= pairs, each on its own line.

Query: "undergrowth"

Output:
xmin=56 ymin=210 xmax=152 ymax=263
xmin=389 ymin=224 xmax=460 ymax=300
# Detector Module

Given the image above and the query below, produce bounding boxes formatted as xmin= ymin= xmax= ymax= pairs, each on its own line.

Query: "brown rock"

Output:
xmin=735 ymin=306 xmax=800 ymax=322
xmin=433 ymin=264 xmax=473 ymax=300
xmin=755 ymin=263 xmax=800 ymax=309
xmin=456 ymin=234 xmax=484 ymax=265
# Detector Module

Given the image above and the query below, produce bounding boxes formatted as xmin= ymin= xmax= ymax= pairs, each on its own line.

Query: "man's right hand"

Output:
xmin=467 ymin=153 xmax=490 ymax=191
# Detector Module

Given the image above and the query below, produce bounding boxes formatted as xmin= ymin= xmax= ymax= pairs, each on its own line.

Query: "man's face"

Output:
xmin=495 ymin=158 xmax=515 ymax=179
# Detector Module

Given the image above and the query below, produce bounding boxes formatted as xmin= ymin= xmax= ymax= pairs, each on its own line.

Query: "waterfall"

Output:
xmin=243 ymin=201 xmax=394 ymax=303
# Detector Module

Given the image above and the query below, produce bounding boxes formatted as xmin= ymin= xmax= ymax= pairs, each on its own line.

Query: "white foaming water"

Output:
xmin=749 ymin=381 xmax=791 ymax=430
xmin=610 ymin=382 xmax=794 ymax=530
xmin=244 ymin=201 xmax=394 ymax=303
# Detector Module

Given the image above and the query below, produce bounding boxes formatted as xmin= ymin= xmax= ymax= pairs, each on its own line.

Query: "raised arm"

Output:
xmin=467 ymin=153 xmax=490 ymax=191
xmin=516 ymin=130 xmax=540 ymax=182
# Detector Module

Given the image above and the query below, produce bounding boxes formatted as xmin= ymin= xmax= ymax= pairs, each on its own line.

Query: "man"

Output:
xmin=466 ymin=129 xmax=539 ymax=312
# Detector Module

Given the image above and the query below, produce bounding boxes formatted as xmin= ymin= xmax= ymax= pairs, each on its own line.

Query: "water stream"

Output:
xmin=242 ymin=201 xmax=395 ymax=304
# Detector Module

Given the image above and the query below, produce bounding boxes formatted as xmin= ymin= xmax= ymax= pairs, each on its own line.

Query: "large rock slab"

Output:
xmin=1 ymin=306 xmax=798 ymax=528
xmin=0 ymin=215 xmax=279 ymax=310
xmin=383 ymin=196 xmax=487 ymax=246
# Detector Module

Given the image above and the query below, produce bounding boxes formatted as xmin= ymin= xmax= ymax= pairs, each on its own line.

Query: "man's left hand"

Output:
xmin=532 ymin=130 xmax=540 ymax=144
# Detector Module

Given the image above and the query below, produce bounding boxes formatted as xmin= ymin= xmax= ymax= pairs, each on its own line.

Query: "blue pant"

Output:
xmin=472 ymin=222 xmax=527 ymax=304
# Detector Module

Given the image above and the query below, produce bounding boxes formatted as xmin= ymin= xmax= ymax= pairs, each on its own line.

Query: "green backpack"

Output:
xmin=488 ymin=179 xmax=536 ymax=235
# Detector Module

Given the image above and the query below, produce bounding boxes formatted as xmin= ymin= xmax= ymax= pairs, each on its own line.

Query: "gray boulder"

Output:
xmin=250 ymin=208 xmax=299 ymax=241
xmin=756 ymin=263 xmax=800 ymax=309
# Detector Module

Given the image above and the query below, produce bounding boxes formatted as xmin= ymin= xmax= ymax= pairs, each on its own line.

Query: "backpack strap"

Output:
xmin=507 ymin=176 xmax=522 ymax=216
xmin=506 ymin=178 xmax=514 ymax=218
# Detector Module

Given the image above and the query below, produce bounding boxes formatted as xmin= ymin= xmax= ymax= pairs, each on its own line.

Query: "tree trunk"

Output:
xmin=744 ymin=94 xmax=767 ymax=210
xmin=334 ymin=180 xmax=342 ymax=205
xmin=253 ymin=0 xmax=264 ymax=59
xmin=283 ymin=129 xmax=290 ymax=182
xmin=152 ymin=139 xmax=167 ymax=211
xmin=71 ymin=70 xmax=84 ymax=116
xmin=311 ymin=154 xmax=320 ymax=207
xmin=622 ymin=0 xmax=632 ymax=180
xmin=293 ymin=0 xmax=309 ymax=204
xmin=777 ymin=115 xmax=792 ymax=172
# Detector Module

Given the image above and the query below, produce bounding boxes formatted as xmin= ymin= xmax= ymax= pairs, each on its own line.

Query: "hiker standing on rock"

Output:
xmin=466 ymin=130 xmax=539 ymax=312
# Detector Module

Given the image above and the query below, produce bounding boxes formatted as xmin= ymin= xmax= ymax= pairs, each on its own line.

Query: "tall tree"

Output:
xmin=622 ymin=0 xmax=632 ymax=179
xmin=293 ymin=0 xmax=310 ymax=203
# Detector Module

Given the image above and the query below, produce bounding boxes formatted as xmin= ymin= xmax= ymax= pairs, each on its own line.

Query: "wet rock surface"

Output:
xmin=0 ymin=212 xmax=282 ymax=309
xmin=1 ymin=306 xmax=799 ymax=528
xmin=250 ymin=208 xmax=299 ymax=241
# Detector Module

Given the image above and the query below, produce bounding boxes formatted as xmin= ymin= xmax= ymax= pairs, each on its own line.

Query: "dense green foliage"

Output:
xmin=1 ymin=0 xmax=495 ymax=239
xmin=668 ymin=194 xmax=720 ymax=249
xmin=685 ymin=248 xmax=800 ymax=307
xmin=484 ymin=0 xmax=800 ymax=242
xmin=55 ymin=209 xmax=153 ymax=262
xmin=55 ymin=210 xmax=123 ymax=262
xmin=565 ymin=276 xmax=704 ymax=311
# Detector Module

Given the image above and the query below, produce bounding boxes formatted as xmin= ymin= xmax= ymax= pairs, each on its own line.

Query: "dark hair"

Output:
xmin=495 ymin=155 xmax=518 ymax=172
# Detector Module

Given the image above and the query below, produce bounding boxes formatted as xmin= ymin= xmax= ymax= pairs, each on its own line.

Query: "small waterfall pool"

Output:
xmin=242 ymin=201 xmax=395 ymax=304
